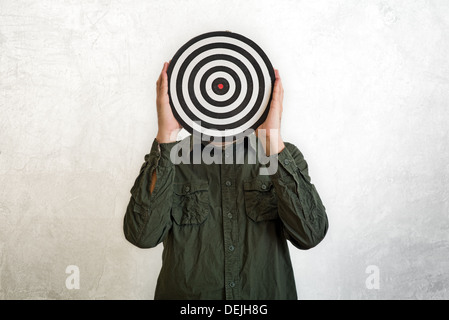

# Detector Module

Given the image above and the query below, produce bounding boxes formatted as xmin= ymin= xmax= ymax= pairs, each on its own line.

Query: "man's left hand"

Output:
xmin=256 ymin=69 xmax=286 ymax=155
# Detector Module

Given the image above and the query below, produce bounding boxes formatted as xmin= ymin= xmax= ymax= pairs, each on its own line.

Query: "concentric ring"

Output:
xmin=167 ymin=31 xmax=275 ymax=138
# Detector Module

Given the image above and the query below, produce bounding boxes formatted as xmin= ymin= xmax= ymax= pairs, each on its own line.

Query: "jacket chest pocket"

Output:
xmin=243 ymin=177 xmax=279 ymax=222
xmin=172 ymin=181 xmax=210 ymax=225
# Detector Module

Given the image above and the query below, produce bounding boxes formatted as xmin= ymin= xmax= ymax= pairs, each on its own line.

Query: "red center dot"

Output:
xmin=218 ymin=84 xmax=224 ymax=90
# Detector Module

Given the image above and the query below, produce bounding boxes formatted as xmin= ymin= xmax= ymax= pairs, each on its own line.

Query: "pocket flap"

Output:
xmin=172 ymin=181 xmax=210 ymax=226
xmin=132 ymin=198 xmax=148 ymax=214
xmin=173 ymin=182 xmax=209 ymax=195
xmin=243 ymin=178 xmax=273 ymax=192
xmin=243 ymin=177 xmax=278 ymax=222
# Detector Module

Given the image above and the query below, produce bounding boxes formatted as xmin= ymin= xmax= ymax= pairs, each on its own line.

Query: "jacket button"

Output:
xmin=229 ymin=282 xmax=235 ymax=288
xmin=284 ymin=159 xmax=290 ymax=165
xmin=184 ymin=186 xmax=190 ymax=193
xmin=225 ymin=181 xmax=232 ymax=187
xmin=261 ymin=184 xmax=267 ymax=190
xmin=227 ymin=212 xmax=233 ymax=219
xmin=228 ymin=245 xmax=235 ymax=252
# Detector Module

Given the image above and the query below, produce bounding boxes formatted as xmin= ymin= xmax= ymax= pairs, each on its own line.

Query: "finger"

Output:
xmin=160 ymin=62 xmax=169 ymax=93
xmin=274 ymin=69 xmax=281 ymax=85
xmin=157 ymin=61 xmax=168 ymax=86
xmin=272 ymin=69 xmax=282 ymax=101
xmin=161 ymin=62 xmax=168 ymax=81
xmin=156 ymin=67 xmax=162 ymax=90
xmin=279 ymin=75 xmax=284 ymax=112
xmin=279 ymin=74 xmax=284 ymax=102
xmin=157 ymin=64 xmax=166 ymax=95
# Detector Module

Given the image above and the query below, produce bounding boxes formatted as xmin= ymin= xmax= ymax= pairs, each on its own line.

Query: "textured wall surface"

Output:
xmin=1 ymin=0 xmax=448 ymax=299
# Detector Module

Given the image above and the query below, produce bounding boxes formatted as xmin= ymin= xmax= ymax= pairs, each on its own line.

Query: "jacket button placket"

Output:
xmin=221 ymin=147 xmax=239 ymax=300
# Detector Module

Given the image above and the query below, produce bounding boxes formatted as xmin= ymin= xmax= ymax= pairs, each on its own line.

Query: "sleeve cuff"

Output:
xmin=150 ymin=138 xmax=177 ymax=167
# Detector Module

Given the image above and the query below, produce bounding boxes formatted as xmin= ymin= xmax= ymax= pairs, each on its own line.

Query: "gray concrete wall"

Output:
xmin=1 ymin=0 xmax=448 ymax=299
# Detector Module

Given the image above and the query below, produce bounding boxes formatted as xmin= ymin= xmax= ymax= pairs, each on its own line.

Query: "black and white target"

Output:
xmin=167 ymin=31 xmax=275 ymax=139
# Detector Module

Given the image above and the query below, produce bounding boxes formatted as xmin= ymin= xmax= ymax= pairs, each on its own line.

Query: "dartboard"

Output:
xmin=167 ymin=31 xmax=275 ymax=139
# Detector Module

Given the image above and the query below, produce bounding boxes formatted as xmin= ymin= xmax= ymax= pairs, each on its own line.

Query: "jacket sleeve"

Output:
xmin=123 ymin=139 xmax=177 ymax=248
xmin=270 ymin=142 xmax=329 ymax=250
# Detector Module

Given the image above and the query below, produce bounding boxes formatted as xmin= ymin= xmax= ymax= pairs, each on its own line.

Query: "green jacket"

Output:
xmin=123 ymin=135 xmax=328 ymax=300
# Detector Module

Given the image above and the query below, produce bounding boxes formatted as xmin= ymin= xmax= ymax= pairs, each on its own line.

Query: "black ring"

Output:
xmin=176 ymin=43 xmax=262 ymax=130
xmin=186 ymin=52 xmax=251 ymax=119
xmin=200 ymin=66 xmax=240 ymax=106
xmin=211 ymin=77 xmax=229 ymax=95
xmin=199 ymin=66 xmax=239 ymax=105
xmin=190 ymin=57 xmax=249 ymax=117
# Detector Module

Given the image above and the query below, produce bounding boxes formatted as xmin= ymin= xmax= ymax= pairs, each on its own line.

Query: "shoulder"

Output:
xmin=283 ymin=142 xmax=305 ymax=160
xmin=283 ymin=142 xmax=310 ymax=177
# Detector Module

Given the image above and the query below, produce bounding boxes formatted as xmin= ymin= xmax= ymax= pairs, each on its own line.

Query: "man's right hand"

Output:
xmin=156 ymin=62 xmax=182 ymax=143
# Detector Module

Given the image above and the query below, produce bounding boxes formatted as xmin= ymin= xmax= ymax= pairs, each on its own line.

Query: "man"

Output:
xmin=123 ymin=62 xmax=329 ymax=299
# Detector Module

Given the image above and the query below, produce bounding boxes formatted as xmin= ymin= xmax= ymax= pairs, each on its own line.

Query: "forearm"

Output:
xmin=270 ymin=144 xmax=328 ymax=249
xmin=257 ymin=130 xmax=285 ymax=156
xmin=156 ymin=128 xmax=181 ymax=144
xmin=123 ymin=139 xmax=177 ymax=248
